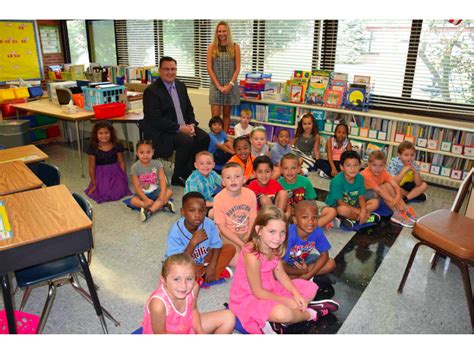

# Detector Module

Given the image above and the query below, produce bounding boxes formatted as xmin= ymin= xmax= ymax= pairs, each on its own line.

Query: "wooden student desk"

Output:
xmin=0 ymin=161 xmax=42 ymax=196
xmin=11 ymin=100 xmax=95 ymax=178
xmin=0 ymin=144 xmax=48 ymax=164
xmin=0 ymin=185 xmax=109 ymax=334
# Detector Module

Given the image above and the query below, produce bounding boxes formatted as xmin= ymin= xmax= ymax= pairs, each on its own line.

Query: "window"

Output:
xmin=263 ymin=20 xmax=315 ymax=82
xmin=66 ymin=20 xmax=89 ymax=65
xmin=119 ymin=20 xmax=156 ymax=67
xmin=163 ymin=20 xmax=195 ymax=79
xmin=334 ymin=20 xmax=412 ymax=98
xmin=89 ymin=21 xmax=117 ymax=66
xmin=412 ymin=20 xmax=474 ymax=108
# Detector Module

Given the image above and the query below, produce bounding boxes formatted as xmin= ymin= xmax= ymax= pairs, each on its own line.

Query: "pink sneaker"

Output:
xmin=308 ymin=299 xmax=340 ymax=313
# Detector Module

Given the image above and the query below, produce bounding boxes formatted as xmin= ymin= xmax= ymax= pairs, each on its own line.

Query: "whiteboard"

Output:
xmin=0 ymin=20 xmax=43 ymax=83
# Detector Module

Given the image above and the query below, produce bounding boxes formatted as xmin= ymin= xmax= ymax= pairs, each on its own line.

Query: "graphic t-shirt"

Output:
xmin=213 ymin=187 xmax=257 ymax=235
xmin=130 ymin=160 xmax=164 ymax=193
xmin=278 ymin=175 xmax=316 ymax=208
xmin=325 ymin=172 xmax=366 ymax=207
xmin=283 ymin=224 xmax=331 ymax=265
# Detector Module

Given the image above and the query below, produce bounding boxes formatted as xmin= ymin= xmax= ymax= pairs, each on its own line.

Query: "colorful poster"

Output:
xmin=0 ymin=20 xmax=43 ymax=83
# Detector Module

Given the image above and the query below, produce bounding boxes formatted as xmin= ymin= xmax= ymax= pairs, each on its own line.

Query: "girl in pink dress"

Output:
xmin=142 ymin=253 xmax=235 ymax=334
xmin=229 ymin=206 xmax=338 ymax=334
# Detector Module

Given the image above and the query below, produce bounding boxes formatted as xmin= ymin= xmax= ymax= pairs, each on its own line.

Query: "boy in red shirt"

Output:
xmin=248 ymin=156 xmax=288 ymax=211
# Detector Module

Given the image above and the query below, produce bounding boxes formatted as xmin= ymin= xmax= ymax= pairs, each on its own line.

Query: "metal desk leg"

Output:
xmin=121 ymin=123 xmax=132 ymax=161
xmin=77 ymin=254 xmax=108 ymax=334
xmin=75 ymin=121 xmax=84 ymax=178
xmin=1 ymin=274 xmax=17 ymax=334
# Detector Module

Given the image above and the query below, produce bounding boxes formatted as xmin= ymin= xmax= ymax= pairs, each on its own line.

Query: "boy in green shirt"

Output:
xmin=325 ymin=150 xmax=380 ymax=229
xmin=278 ymin=153 xmax=336 ymax=227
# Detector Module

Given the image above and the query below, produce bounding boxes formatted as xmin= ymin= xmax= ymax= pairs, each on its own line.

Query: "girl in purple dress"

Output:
xmin=85 ymin=121 xmax=132 ymax=203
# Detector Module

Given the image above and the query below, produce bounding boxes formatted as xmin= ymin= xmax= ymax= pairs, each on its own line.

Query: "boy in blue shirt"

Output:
xmin=208 ymin=116 xmax=234 ymax=167
xmin=283 ymin=200 xmax=336 ymax=280
xmin=325 ymin=150 xmax=380 ymax=229
xmin=165 ymin=191 xmax=236 ymax=283
xmin=185 ymin=151 xmax=222 ymax=218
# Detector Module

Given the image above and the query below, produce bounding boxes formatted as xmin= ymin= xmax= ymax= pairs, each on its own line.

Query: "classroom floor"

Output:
xmin=1 ymin=141 xmax=472 ymax=334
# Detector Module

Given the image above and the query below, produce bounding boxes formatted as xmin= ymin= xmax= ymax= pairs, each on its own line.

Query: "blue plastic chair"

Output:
xmin=14 ymin=193 xmax=119 ymax=333
xmin=36 ymin=162 xmax=61 ymax=187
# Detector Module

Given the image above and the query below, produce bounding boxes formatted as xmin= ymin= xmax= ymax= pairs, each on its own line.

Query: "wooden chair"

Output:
xmin=398 ymin=168 xmax=474 ymax=330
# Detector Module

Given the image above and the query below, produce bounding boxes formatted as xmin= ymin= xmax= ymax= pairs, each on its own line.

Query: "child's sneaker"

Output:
xmin=340 ymin=217 xmax=355 ymax=229
xmin=140 ymin=208 xmax=152 ymax=222
xmin=390 ymin=211 xmax=415 ymax=228
xmin=411 ymin=193 xmax=427 ymax=202
xmin=366 ymin=212 xmax=381 ymax=224
xmin=163 ymin=201 xmax=175 ymax=213
xmin=405 ymin=207 xmax=417 ymax=222
xmin=219 ymin=266 xmax=233 ymax=279
xmin=301 ymin=167 xmax=309 ymax=176
xmin=333 ymin=217 xmax=341 ymax=229
xmin=319 ymin=170 xmax=330 ymax=179
xmin=308 ymin=299 xmax=340 ymax=313
xmin=325 ymin=221 xmax=334 ymax=231
xmin=261 ymin=321 xmax=285 ymax=334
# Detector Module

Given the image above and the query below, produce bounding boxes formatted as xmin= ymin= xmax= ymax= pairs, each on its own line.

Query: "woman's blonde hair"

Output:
xmin=161 ymin=253 xmax=196 ymax=279
xmin=212 ymin=21 xmax=235 ymax=58
xmin=246 ymin=206 xmax=288 ymax=258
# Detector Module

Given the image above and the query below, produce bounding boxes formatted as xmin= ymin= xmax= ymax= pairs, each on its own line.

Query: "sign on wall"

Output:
xmin=39 ymin=25 xmax=61 ymax=54
xmin=0 ymin=20 xmax=43 ymax=83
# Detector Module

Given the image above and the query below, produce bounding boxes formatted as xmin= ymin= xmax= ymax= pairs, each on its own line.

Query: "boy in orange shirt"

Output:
xmin=361 ymin=151 xmax=417 ymax=228
xmin=213 ymin=162 xmax=258 ymax=266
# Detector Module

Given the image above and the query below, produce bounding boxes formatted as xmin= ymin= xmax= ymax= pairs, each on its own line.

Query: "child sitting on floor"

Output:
xmin=165 ymin=192 xmax=236 ymax=285
xmin=84 ymin=121 xmax=132 ymax=203
xmin=184 ymin=151 xmax=222 ymax=218
xmin=208 ymin=116 xmax=234 ymax=167
xmin=388 ymin=141 xmax=428 ymax=203
xmin=316 ymin=122 xmax=352 ymax=178
xmin=227 ymin=136 xmax=255 ymax=184
xmin=282 ymin=200 xmax=336 ymax=281
xmin=213 ymin=162 xmax=257 ymax=266
xmin=325 ymin=150 xmax=380 ymax=229
xmin=248 ymin=156 xmax=288 ymax=211
xmin=234 ymin=108 xmax=254 ymax=138
xmin=362 ymin=150 xmax=417 ymax=228
xmin=278 ymin=153 xmax=337 ymax=226
xmin=142 ymin=253 xmax=235 ymax=334
xmin=129 ymin=139 xmax=174 ymax=222
xmin=228 ymin=206 xmax=339 ymax=334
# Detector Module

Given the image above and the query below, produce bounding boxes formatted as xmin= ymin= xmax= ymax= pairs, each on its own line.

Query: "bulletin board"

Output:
xmin=0 ymin=20 xmax=43 ymax=83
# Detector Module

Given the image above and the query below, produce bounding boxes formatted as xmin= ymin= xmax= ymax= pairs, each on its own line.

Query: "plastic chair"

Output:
xmin=36 ymin=162 xmax=61 ymax=187
xmin=398 ymin=168 xmax=474 ymax=330
xmin=14 ymin=193 xmax=120 ymax=334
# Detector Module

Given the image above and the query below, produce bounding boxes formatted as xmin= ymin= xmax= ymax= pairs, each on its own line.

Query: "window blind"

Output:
xmin=115 ymin=20 xmax=156 ymax=67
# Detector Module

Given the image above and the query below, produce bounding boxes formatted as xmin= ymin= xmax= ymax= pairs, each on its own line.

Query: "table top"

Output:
xmin=0 ymin=161 xmax=42 ymax=196
xmin=0 ymin=144 xmax=48 ymax=164
xmin=90 ymin=110 xmax=143 ymax=123
xmin=0 ymin=185 xmax=92 ymax=251
xmin=11 ymin=100 xmax=95 ymax=121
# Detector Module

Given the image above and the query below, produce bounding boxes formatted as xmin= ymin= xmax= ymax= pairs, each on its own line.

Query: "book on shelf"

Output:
xmin=305 ymin=70 xmax=330 ymax=105
xmin=293 ymin=70 xmax=312 ymax=80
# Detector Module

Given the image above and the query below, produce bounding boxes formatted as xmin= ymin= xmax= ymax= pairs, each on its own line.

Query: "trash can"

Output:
xmin=0 ymin=120 xmax=31 ymax=148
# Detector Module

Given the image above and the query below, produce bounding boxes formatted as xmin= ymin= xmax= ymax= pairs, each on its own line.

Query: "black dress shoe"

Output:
xmin=171 ymin=176 xmax=186 ymax=187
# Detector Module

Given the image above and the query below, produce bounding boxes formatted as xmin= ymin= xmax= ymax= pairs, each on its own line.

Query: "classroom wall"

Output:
xmin=36 ymin=20 xmax=64 ymax=89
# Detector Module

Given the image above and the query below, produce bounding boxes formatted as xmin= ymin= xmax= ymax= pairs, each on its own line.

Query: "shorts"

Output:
xmin=401 ymin=181 xmax=416 ymax=192
xmin=349 ymin=189 xmax=376 ymax=208
xmin=135 ymin=188 xmax=161 ymax=201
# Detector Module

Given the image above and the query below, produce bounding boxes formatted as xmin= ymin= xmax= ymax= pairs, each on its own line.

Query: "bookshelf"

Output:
xmin=233 ymin=98 xmax=474 ymax=188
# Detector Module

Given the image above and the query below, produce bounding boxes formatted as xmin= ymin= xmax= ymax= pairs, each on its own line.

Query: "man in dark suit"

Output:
xmin=142 ymin=56 xmax=210 ymax=187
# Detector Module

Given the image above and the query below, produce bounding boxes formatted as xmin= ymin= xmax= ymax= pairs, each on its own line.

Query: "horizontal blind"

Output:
xmin=263 ymin=20 xmax=316 ymax=82
xmin=411 ymin=19 xmax=474 ymax=114
xmin=334 ymin=19 xmax=412 ymax=98
xmin=162 ymin=20 xmax=197 ymax=86
xmin=115 ymin=20 xmax=156 ymax=67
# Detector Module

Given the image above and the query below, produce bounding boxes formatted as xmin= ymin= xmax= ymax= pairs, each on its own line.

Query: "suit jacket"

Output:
xmin=142 ymin=77 xmax=198 ymax=157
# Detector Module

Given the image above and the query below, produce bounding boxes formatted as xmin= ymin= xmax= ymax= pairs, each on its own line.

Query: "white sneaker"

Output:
xmin=319 ymin=170 xmax=330 ymax=179
xmin=301 ymin=167 xmax=309 ymax=176
xmin=163 ymin=201 xmax=175 ymax=213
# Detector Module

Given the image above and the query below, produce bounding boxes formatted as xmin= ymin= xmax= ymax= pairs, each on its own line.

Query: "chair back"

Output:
xmin=452 ymin=168 xmax=474 ymax=216
xmin=37 ymin=162 xmax=61 ymax=186
xmin=72 ymin=193 xmax=93 ymax=220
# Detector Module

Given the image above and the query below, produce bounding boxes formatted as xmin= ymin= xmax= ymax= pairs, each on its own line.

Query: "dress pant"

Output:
xmin=172 ymin=127 xmax=210 ymax=179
